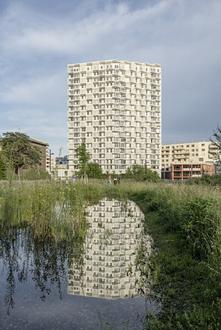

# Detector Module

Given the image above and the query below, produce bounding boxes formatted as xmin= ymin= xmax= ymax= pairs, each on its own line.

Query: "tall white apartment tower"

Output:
xmin=68 ymin=60 xmax=161 ymax=175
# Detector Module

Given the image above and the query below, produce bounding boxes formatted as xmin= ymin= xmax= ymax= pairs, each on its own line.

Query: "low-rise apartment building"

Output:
xmin=161 ymin=141 xmax=219 ymax=180
xmin=171 ymin=163 xmax=215 ymax=180
xmin=0 ymin=136 xmax=49 ymax=172
xmin=48 ymin=155 xmax=69 ymax=180
xmin=29 ymin=137 xmax=48 ymax=171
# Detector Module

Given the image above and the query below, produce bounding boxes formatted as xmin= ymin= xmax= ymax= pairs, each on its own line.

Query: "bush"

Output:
xmin=181 ymin=197 xmax=219 ymax=260
xmin=86 ymin=162 xmax=103 ymax=179
xmin=20 ymin=168 xmax=50 ymax=180
xmin=190 ymin=174 xmax=221 ymax=186
xmin=124 ymin=165 xmax=160 ymax=182
xmin=132 ymin=185 xmax=221 ymax=329
xmin=0 ymin=155 xmax=6 ymax=179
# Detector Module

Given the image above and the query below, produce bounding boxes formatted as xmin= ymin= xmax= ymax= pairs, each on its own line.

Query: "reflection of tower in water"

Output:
xmin=68 ymin=199 xmax=145 ymax=299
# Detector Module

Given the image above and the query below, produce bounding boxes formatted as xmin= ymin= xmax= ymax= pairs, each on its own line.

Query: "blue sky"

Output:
xmin=0 ymin=0 xmax=220 ymax=154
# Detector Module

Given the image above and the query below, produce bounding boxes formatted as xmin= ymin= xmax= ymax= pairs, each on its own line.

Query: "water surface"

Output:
xmin=0 ymin=199 xmax=155 ymax=330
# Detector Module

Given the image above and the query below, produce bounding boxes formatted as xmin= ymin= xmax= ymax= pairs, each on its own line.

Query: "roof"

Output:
xmin=29 ymin=137 xmax=48 ymax=146
xmin=68 ymin=59 xmax=161 ymax=67
xmin=162 ymin=141 xmax=210 ymax=147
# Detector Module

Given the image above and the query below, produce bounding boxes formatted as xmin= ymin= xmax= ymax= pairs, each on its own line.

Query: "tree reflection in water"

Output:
xmin=0 ymin=198 xmax=152 ymax=319
xmin=0 ymin=223 xmax=84 ymax=314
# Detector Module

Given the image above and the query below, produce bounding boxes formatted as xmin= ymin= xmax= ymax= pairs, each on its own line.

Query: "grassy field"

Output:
xmin=0 ymin=179 xmax=221 ymax=328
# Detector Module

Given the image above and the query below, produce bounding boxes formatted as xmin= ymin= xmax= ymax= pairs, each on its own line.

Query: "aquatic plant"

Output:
xmin=0 ymin=179 xmax=221 ymax=328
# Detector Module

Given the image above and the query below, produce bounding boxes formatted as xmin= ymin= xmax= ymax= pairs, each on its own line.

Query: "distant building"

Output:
xmin=56 ymin=155 xmax=68 ymax=165
xmin=54 ymin=163 xmax=69 ymax=180
xmin=29 ymin=138 xmax=48 ymax=171
xmin=49 ymin=156 xmax=69 ymax=180
xmin=0 ymin=136 xmax=49 ymax=172
xmin=161 ymin=141 xmax=219 ymax=180
xmin=67 ymin=60 xmax=161 ymax=176
xmin=46 ymin=149 xmax=56 ymax=174
xmin=171 ymin=163 xmax=215 ymax=180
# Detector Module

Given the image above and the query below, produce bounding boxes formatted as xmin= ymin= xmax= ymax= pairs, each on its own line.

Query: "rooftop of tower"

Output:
xmin=67 ymin=59 xmax=161 ymax=67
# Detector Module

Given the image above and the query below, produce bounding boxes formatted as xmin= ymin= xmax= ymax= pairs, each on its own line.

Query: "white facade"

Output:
xmin=68 ymin=60 xmax=161 ymax=175
xmin=68 ymin=199 xmax=151 ymax=299
xmin=46 ymin=149 xmax=56 ymax=174
xmin=54 ymin=164 xmax=68 ymax=180
xmin=161 ymin=141 xmax=219 ymax=171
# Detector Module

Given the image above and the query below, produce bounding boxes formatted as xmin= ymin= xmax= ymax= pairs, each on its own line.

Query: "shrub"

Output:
xmin=86 ymin=162 xmax=103 ymax=179
xmin=20 ymin=168 xmax=50 ymax=180
xmin=124 ymin=165 xmax=160 ymax=182
xmin=181 ymin=197 xmax=219 ymax=260
xmin=191 ymin=174 xmax=221 ymax=186
xmin=0 ymin=155 xmax=6 ymax=179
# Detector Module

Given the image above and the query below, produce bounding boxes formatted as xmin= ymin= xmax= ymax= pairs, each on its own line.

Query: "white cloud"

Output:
xmin=0 ymin=73 xmax=65 ymax=105
xmin=0 ymin=0 xmax=221 ymax=152
xmin=0 ymin=0 xmax=177 ymax=55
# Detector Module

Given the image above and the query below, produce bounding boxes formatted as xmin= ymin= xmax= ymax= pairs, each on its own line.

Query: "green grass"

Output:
xmin=128 ymin=183 xmax=221 ymax=329
xmin=0 ymin=179 xmax=221 ymax=328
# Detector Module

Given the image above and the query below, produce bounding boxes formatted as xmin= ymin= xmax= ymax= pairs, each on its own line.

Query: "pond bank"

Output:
xmin=0 ymin=180 xmax=221 ymax=329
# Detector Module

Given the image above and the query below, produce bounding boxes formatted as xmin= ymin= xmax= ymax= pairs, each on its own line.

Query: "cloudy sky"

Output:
xmin=0 ymin=0 xmax=220 ymax=154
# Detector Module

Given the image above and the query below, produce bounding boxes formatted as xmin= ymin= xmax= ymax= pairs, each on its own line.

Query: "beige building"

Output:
xmin=68 ymin=60 xmax=161 ymax=175
xmin=46 ymin=149 xmax=55 ymax=174
xmin=68 ymin=199 xmax=151 ymax=299
xmin=29 ymin=138 xmax=49 ymax=172
xmin=49 ymin=156 xmax=69 ymax=180
xmin=0 ymin=136 xmax=49 ymax=172
xmin=52 ymin=163 xmax=68 ymax=180
xmin=171 ymin=163 xmax=215 ymax=180
xmin=161 ymin=141 xmax=219 ymax=179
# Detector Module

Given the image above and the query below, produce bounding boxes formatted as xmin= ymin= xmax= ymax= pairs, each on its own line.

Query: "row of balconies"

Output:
xmin=68 ymin=80 xmax=160 ymax=90
xmin=68 ymin=69 xmax=160 ymax=77
xmin=69 ymin=139 xmax=159 ymax=147
xmin=70 ymin=142 xmax=159 ymax=149
xmin=69 ymin=62 xmax=160 ymax=70
xmin=68 ymin=109 xmax=160 ymax=118
xmin=68 ymin=103 xmax=147 ymax=110
xmin=68 ymin=72 xmax=160 ymax=80
xmin=68 ymin=95 xmax=160 ymax=105
xmin=68 ymin=86 xmax=160 ymax=96
xmin=68 ymin=101 xmax=160 ymax=110
xmin=68 ymin=86 xmax=160 ymax=95
xmin=70 ymin=150 xmax=157 ymax=159
xmin=69 ymin=133 xmax=160 ymax=140
xmin=73 ymin=114 xmax=134 ymax=121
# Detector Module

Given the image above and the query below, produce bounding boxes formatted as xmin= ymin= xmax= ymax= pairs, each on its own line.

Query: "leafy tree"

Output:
xmin=76 ymin=143 xmax=90 ymax=179
xmin=86 ymin=162 xmax=103 ymax=178
xmin=210 ymin=126 xmax=221 ymax=165
xmin=125 ymin=165 xmax=160 ymax=182
xmin=0 ymin=132 xmax=41 ymax=177
xmin=0 ymin=153 xmax=6 ymax=179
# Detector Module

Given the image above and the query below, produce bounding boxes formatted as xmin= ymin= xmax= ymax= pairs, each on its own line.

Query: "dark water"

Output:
xmin=0 ymin=199 xmax=155 ymax=330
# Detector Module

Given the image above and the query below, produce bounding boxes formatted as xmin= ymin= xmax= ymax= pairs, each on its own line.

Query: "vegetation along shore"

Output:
xmin=0 ymin=179 xmax=221 ymax=329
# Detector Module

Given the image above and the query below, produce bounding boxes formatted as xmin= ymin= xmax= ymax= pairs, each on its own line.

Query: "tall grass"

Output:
xmin=0 ymin=181 xmax=88 ymax=242
xmin=127 ymin=183 xmax=221 ymax=329
xmin=0 ymin=179 xmax=221 ymax=328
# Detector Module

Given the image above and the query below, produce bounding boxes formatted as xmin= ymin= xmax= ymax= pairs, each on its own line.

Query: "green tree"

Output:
xmin=0 ymin=153 xmax=6 ymax=179
xmin=76 ymin=143 xmax=90 ymax=180
xmin=210 ymin=126 xmax=221 ymax=165
xmin=0 ymin=132 xmax=41 ymax=177
xmin=125 ymin=165 xmax=160 ymax=182
xmin=86 ymin=162 xmax=103 ymax=178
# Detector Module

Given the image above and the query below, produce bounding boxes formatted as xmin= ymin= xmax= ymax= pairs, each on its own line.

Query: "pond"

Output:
xmin=0 ymin=199 xmax=156 ymax=330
